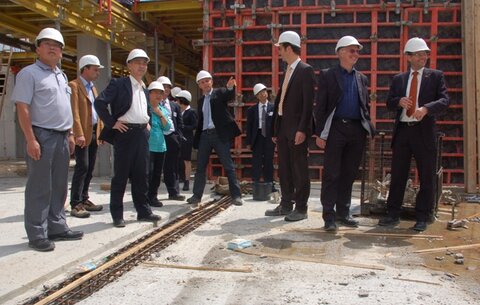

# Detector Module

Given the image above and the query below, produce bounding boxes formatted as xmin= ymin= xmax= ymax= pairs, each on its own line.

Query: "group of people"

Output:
xmin=12 ymin=27 xmax=448 ymax=252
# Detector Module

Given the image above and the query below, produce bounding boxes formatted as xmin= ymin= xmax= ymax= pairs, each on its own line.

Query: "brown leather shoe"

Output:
xmin=83 ymin=199 xmax=103 ymax=211
xmin=71 ymin=204 xmax=90 ymax=218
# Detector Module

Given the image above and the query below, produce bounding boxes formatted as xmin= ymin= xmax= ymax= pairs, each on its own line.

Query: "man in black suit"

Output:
xmin=95 ymin=49 xmax=161 ymax=228
xmin=314 ymin=36 xmax=375 ymax=231
xmin=186 ymin=70 xmax=244 ymax=206
xmin=153 ymin=76 xmax=185 ymax=202
xmin=378 ymin=37 xmax=449 ymax=231
xmin=246 ymin=83 xmax=275 ymax=190
xmin=264 ymin=31 xmax=315 ymax=222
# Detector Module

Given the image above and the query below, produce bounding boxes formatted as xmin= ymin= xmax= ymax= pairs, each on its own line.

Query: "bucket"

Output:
xmin=252 ymin=182 xmax=272 ymax=201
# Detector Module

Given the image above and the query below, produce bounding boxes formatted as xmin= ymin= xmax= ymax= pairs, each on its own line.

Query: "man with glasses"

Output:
xmin=378 ymin=37 xmax=449 ymax=231
xmin=12 ymin=28 xmax=83 ymax=251
xmin=313 ymin=36 xmax=375 ymax=231
xmin=95 ymin=49 xmax=161 ymax=228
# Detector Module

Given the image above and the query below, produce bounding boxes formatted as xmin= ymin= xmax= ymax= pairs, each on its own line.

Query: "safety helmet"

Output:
xmin=157 ymin=76 xmax=173 ymax=87
xmin=253 ymin=83 xmax=267 ymax=96
xmin=196 ymin=70 xmax=212 ymax=83
xmin=404 ymin=37 xmax=430 ymax=54
xmin=147 ymin=81 xmax=165 ymax=91
xmin=126 ymin=49 xmax=150 ymax=63
xmin=335 ymin=36 xmax=363 ymax=53
xmin=78 ymin=55 xmax=104 ymax=70
xmin=275 ymin=31 xmax=301 ymax=48
xmin=171 ymin=86 xmax=182 ymax=98
xmin=35 ymin=27 xmax=64 ymax=48
xmin=176 ymin=90 xmax=192 ymax=102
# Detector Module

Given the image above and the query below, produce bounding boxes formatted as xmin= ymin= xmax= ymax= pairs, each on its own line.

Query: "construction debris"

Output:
xmin=447 ymin=219 xmax=469 ymax=230
xmin=414 ymin=243 xmax=480 ymax=254
xmin=227 ymin=238 xmax=252 ymax=250
xmin=440 ymin=190 xmax=458 ymax=205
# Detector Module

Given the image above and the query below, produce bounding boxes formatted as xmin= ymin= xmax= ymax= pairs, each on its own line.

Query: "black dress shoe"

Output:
xmin=337 ymin=216 xmax=359 ymax=227
xmin=48 ymin=230 xmax=84 ymax=241
xmin=284 ymin=210 xmax=308 ymax=222
xmin=378 ymin=216 xmax=400 ymax=227
xmin=323 ymin=221 xmax=337 ymax=232
xmin=137 ymin=214 xmax=162 ymax=222
xmin=186 ymin=196 xmax=201 ymax=205
xmin=182 ymin=181 xmax=190 ymax=191
xmin=265 ymin=205 xmax=292 ymax=216
xmin=169 ymin=194 xmax=186 ymax=201
xmin=29 ymin=239 xmax=55 ymax=252
xmin=113 ymin=219 xmax=126 ymax=228
xmin=412 ymin=221 xmax=427 ymax=232
xmin=149 ymin=198 xmax=163 ymax=207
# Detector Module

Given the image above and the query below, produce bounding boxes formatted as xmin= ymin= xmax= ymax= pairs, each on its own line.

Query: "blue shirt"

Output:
xmin=202 ymin=90 xmax=215 ymax=130
xmin=334 ymin=66 xmax=361 ymax=120
xmin=149 ymin=105 xmax=172 ymax=153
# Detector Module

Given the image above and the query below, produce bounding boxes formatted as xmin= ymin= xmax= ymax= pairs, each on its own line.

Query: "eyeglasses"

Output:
xmin=409 ymin=51 xmax=428 ymax=57
xmin=41 ymin=41 xmax=63 ymax=49
xmin=342 ymin=48 xmax=360 ymax=54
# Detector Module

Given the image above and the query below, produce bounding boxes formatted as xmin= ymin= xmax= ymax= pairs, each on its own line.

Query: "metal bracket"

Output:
xmin=370 ymin=33 xmax=378 ymax=43
xmin=430 ymin=35 xmax=439 ymax=42
xmin=267 ymin=23 xmax=284 ymax=45
xmin=251 ymin=3 xmax=256 ymax=20
xmin=395 ymin=0 xmax=401 ymax=14
xmin=330 ymin=0 xmax=336 ymax=17
xmin=423 ymin=0 xmax=430 ymax=15
xmin=230 ymin=2 xmax=246 ymax=15
xmin=395 ymin=20 xmax=412 ymax=27
xmin=370 ymin=92 xmax=377 ymax=101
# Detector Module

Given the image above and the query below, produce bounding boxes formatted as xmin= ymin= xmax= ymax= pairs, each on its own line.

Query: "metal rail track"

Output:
xmin=23 ymin=197 xmax=232 ymax=305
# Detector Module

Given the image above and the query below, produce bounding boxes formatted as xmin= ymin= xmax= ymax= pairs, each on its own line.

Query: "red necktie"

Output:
xmin=407 ymin=71 xmax=418 ymax=117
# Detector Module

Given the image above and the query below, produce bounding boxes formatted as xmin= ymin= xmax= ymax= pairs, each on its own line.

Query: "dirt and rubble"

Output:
xmin=75 ymin=197 xmax=479 ymax=305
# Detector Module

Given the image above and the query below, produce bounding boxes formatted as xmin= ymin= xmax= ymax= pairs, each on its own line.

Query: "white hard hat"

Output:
xmin=35 ymin=27 xmax=64 ymax=48
xmin=196 ymin=70 xmax=212 ymax=83
xmin=157 ymin=76 xmax=172 ymax=87
xmin=147 ymin=81 xmax=164 ymax=91
xmin=253 ymin=83 xmax=267 ymax=96
xmin=335 ymin=36 xmax=363 ymax=53
xmin=404 ymin=37 xmax=430 ymax=54
xmin=275 ymin=31 xmax=301 ymax=48
xmin=176 ymin=90 xmax=192 ymax=102
xmin=171 ymin=86 xmax=182 ymax=97
xmin=126 ymin=48 xmax=150 ymax=63
xmin=78 ymin=55 xmax=104 ymax=70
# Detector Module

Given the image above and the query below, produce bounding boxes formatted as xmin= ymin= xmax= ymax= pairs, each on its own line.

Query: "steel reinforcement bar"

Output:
xmin=23 ymin=197 xmax=233 ymax=305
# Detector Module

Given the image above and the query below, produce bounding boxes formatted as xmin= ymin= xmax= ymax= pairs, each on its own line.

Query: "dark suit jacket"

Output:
xmin=193 ymin=87 xmax=241 ymax=148
xmin=94 ymin=77 xmax=149 ymax=144
xmin=314 ymin=65 xmax=375 ymax=138
xmin=166 ymin=99 xmax=184 ymax=138
xmin=387 ymin=68 xmax=449 ymax=148
xmin=273 ymin=61 xmax=315 ymax=140
xmin=246 ymin=102 xmax=274 ymax=149
xmin=181 ymin=107 xmax=198 ymax=142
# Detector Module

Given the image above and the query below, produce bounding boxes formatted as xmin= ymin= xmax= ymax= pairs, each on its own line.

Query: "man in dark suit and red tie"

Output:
xmin=378 ymin=37 xmax=449 ymax=231
xmin=313 ymin=36 xmax=375 ymax=231
xmin=246 ymin=83 xmax=276 ymax=191
xmin=264 ymin=31 xmax=315 ymax=222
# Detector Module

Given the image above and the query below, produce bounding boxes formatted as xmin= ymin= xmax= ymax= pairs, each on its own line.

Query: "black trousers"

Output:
xmin=163 ymin=133 xmax=181 ymax=196
xmin=110 ymin=127 xmax=152 ymax=221
xmin=276 ymin=119 xmax=310 ymax=212
xmin=321 ymin=119 xmax=366 ymax=222
xmin=148 ymin=151 xmax=166 ymax=200
xmin=70 ymin=129 xmax=98 ymax=207
xmin=386 ymin=123 xmax=436 ymax=222
xmin=251 ymin=130 xmax=274 ymax=183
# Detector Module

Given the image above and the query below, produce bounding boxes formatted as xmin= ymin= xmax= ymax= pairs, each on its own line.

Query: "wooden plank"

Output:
xmin=142 ymin=262 xmax=252 ymax=273
xmin=35 ymin=218 xmax=190 ymax=305
xmin=393 ymin=277 xmax=441 ymax=286
xmin=290 ymin=228 xmax=442 ymax=239
xmin=413 ymin=243 xmax=480 ymax=254
xmin=234 ymin=248 xmax=386 ymax=271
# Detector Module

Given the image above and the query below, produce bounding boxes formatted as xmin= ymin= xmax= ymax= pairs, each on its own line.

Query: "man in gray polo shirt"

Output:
xmin=12 ymin=28 xmax=83 ymax=252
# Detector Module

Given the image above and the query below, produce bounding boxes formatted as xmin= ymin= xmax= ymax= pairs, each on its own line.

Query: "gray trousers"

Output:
xmin=25 ymin=127 xmax=70 ymax=242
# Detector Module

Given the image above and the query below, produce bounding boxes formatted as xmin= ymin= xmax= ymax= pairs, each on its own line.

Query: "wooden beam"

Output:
xmin=142 ymin=262 xmax=253 ymax=273
xmin=137 ymin=0 xmax=202 ymax=13
xmin=413 ymin=243 xmax=480 ymax=254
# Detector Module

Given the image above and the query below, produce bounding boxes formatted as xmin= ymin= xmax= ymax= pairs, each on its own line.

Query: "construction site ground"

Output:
xmin=0 ymin=161 xmax=478 ymax=305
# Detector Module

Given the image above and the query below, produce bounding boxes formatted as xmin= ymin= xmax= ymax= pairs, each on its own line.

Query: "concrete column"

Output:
xmin=77 ymin=35 xmax=112 ymax=177
xmin=0 ymin=71 xmax=17 ymax=159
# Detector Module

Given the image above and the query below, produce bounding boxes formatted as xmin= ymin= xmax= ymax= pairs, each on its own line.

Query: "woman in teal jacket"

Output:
xmin=147 ymin=81 xmax=172 ymax=207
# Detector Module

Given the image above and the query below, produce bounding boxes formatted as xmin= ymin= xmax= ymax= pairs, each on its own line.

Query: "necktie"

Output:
xmin=261 ymin=104 xmax=267 ymax=137
xmin=278 ymin=66 xmax=293 ymax=116
xmin=86 ymin=83 xmax=97 ymax=124
xmin=407 ymin=71 xmax=418 ymax=117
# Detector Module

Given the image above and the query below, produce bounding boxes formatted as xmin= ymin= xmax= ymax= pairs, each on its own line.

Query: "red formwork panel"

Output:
xmin=203 ymin=0 xmax=463 ymax=185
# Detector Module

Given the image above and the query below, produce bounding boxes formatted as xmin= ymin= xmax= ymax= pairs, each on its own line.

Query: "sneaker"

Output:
xmin=29 ymin=239 xmax=55 ymax=252
xmin=83 ymin=199 xmax=103 ymax=211
xmin=71 ymin=204 xmax=90 ymax=218
xmin=232 ymin=197 xmax=244 ymax=206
